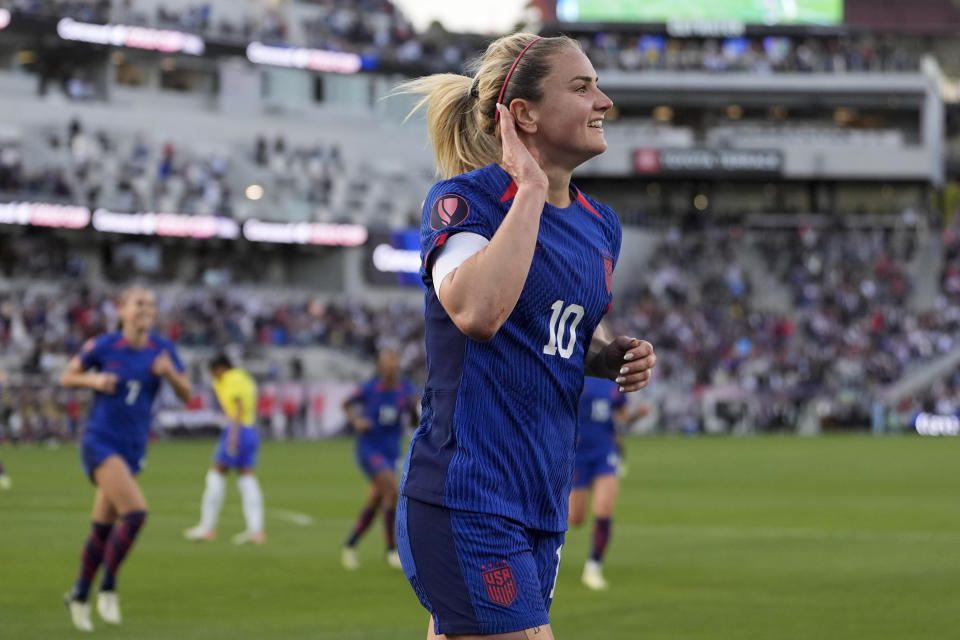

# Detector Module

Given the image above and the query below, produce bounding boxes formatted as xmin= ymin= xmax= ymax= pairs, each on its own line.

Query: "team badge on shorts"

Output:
xmin=430 ymin=193 xmax=470 ymax=230
xmin=481 ymin=561 xmax=517 ymax=607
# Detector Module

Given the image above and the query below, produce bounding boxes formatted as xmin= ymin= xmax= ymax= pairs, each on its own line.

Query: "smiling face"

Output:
xmin=519 ymin=47 xmax=613 ymax=171
xmin=120 ymin=288 xmax=157 ymax=334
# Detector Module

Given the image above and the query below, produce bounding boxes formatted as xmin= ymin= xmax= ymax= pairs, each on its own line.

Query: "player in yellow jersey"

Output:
xmin=184 ymin=354 xmax=266 ymax=544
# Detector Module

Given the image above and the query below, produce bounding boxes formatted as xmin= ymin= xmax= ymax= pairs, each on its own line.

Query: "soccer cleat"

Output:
xmin=232 ymin=530 xmax=266 ymax=545
xmin=96 ymin=591 xmax=121 ymax=625
xmin=183 ymin=525 xmax=217 ymax=541
xmin=386 ymin=550 xmax=402 ymax=570
xmin=0 ymin=474 xmax=10 ymax=490
xmin=64 ymin=591 xmax=93 ymax=632
xmin=341 ymin=546 xmax=359 ymax=570
xmin=582 ymin=560 xmax=609 ymax=591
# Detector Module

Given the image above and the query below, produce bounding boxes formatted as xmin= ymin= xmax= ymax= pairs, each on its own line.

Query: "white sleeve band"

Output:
xmin=432 ymin=232 xmax=490 ymax=295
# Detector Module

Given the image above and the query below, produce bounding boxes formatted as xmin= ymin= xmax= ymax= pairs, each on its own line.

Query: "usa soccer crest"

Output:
xmin=482 ymin=561 xmax=517 ymax=607
xmin=430 ymin=193 xmax=470 ymax=230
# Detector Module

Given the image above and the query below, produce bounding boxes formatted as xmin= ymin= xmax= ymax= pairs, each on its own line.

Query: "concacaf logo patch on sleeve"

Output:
xmin=430 ymin=193 xmax=470 ymax=230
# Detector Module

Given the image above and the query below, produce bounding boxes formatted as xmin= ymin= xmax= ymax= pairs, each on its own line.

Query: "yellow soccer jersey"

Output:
xmin=213 ymin=368 xmax=257 ymax=426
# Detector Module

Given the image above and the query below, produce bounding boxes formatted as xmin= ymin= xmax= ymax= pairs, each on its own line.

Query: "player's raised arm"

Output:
xmin=585 ymin=320 xmax=657 ymax=392
xmin=60 ymin=353 xmax=117 ymax=394
xmin=435 ymin=104 xmax=548 ymax=342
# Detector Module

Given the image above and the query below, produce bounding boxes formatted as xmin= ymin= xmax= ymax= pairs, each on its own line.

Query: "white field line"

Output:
xmin=617 ymin=523 xmax=960 ymax=543
xmin=269 ymin=509 xmax=316 ymax=527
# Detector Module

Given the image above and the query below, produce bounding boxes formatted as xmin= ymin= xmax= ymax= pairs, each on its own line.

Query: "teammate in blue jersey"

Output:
xmin=60 ymin=288 xmax=192 ymax=631
xmin=0 ymin=365 xmax=10 ymax=490
xmin=341 ymin=349 xmax=418 ymax=570
xmin=568 ymin=378 xmax=636 ymax=591
xmin=394 ymin=33 xmax=658 ymax=639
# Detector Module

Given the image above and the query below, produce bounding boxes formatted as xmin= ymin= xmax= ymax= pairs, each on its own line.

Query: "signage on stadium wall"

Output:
xmin=0 ymin=201 xmax=370 ymax=246
xmin=634 ymin=148 xmax=783 ymax=176
xmin=556 ymin=0 xmax=843 ymax=26
xmin=92 ymin=209 xmax=239 ymax=239
xmin=0 ymin=201 xmax=90 ymax=228
xmin=56 ymin=18 xmax=206 ymax=56
xmin=372 ymin=244 xmax=420 ymax=274
xmin=0 ymin=9 xmax=10 ymax=31
xmin=242 ymin=219 xmax=368 ymax=246
xmin=914 ymin=412 xmax=960 ymax=436
xmin=246 ymin=42 xmax=363 ymax=75
xmin=364 ymin=229 xmax=422 ymax=287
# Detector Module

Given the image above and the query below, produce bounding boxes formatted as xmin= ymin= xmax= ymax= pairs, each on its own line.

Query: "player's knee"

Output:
xmin=569 ymin=512 xmax=586 ymax=527
xmin=120 ymin=509 xmax=148 ymax=525
xmin=382 ymin=484 xmax=399 ymax=505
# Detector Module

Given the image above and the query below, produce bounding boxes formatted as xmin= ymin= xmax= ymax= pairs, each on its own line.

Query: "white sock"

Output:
xmin=200 ymin=470 xmax=226 ymax=531
xmin=237 ymin=474 xmax=264 ymax=534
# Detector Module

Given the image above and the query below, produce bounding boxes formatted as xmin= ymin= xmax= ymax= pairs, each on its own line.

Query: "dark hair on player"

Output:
xmin=393 ymin=33 xmax=581 ymax=179
xmin=208 ymin=353 xmax=232 ymax=371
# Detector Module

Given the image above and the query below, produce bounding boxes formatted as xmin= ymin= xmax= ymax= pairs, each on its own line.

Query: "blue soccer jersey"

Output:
xmin=401 ymin=163 xmax=622 ymax=532
xmin=576 ymin=377 xmax=626 ymax=461
xmin=348 ymin=376 xmax=418 ymax=461
xmin=80 ymin=332 xmax=185 ymax=445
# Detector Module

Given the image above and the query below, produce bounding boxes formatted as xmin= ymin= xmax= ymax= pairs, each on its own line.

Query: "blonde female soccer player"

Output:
xmin=394 ymin=33 xmax=657 ymax=639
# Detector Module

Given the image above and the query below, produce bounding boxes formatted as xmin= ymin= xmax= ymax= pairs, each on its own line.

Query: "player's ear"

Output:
xmin=511 ymin=99 xmax=538 ymax=135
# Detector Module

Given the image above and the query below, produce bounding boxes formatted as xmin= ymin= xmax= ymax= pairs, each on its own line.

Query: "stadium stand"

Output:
xmin=1 ymin=0 xmax=960 ymax=441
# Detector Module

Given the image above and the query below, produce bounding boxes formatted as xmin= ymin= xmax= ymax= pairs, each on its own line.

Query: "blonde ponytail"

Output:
xmin=394 ymin=33 xmax=581 ymax=180
xmin=395 ymin=73 xmax=501 ymax=180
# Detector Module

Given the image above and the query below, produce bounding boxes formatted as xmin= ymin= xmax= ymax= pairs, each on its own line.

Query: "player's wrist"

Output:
xmin=514 ymin=182 xmax=548 ymax=201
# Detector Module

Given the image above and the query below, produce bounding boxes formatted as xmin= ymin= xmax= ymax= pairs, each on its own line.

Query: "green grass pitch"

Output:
xmin=1 ymin=435 xmax=958 ymax=639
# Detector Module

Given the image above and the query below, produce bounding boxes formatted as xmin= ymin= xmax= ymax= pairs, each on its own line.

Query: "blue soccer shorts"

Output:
xmin=213 ymin=426 xmax=260 ymax=470
xmin=356 ymin=445 xmax=397 ymax=479
xmin=571 ymin=447 xmax=620 ymax=489
xmin=82 ymin=433 xmax=146 ymax=482
xmin=397 ymin=495 xmax=565 ymax=636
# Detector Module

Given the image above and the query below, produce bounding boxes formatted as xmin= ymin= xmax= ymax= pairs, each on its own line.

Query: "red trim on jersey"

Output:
xmin=499 ymin=181 xmax=518 ymax=203
xmin=424 ymin=232 xmax=450 ymax=269
xmin=575 ymin=188 xmax=602 ymax=219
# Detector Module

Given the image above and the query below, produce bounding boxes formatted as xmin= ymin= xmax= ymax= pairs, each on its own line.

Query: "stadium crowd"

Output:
xmin=0 ymin=119 xmax=352 ymax=220
xmin=607 ymin=219 xmax=948 ymax=431
xmin=580 ymin=33 xmax=925 ymax=74
xmin=3 ymin=214 xmax=958 ymax=439
xmin=5 ymin=1 xmax=946 ymax=77
xmin=2 ymin=0 xmax=111 ymax=23
xmin=1 ymin=0 xmax=474 ymax=73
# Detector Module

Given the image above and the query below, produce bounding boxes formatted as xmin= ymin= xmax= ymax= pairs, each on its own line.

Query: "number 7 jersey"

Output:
xmin=79 ymin=332 xmax=185 ymax=445
xmin=401 ymin=163 xmax=622 ymax=533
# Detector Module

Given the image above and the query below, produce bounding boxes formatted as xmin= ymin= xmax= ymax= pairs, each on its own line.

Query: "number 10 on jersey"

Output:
xmin=543 ymin=300 xmax=584 ymax=359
